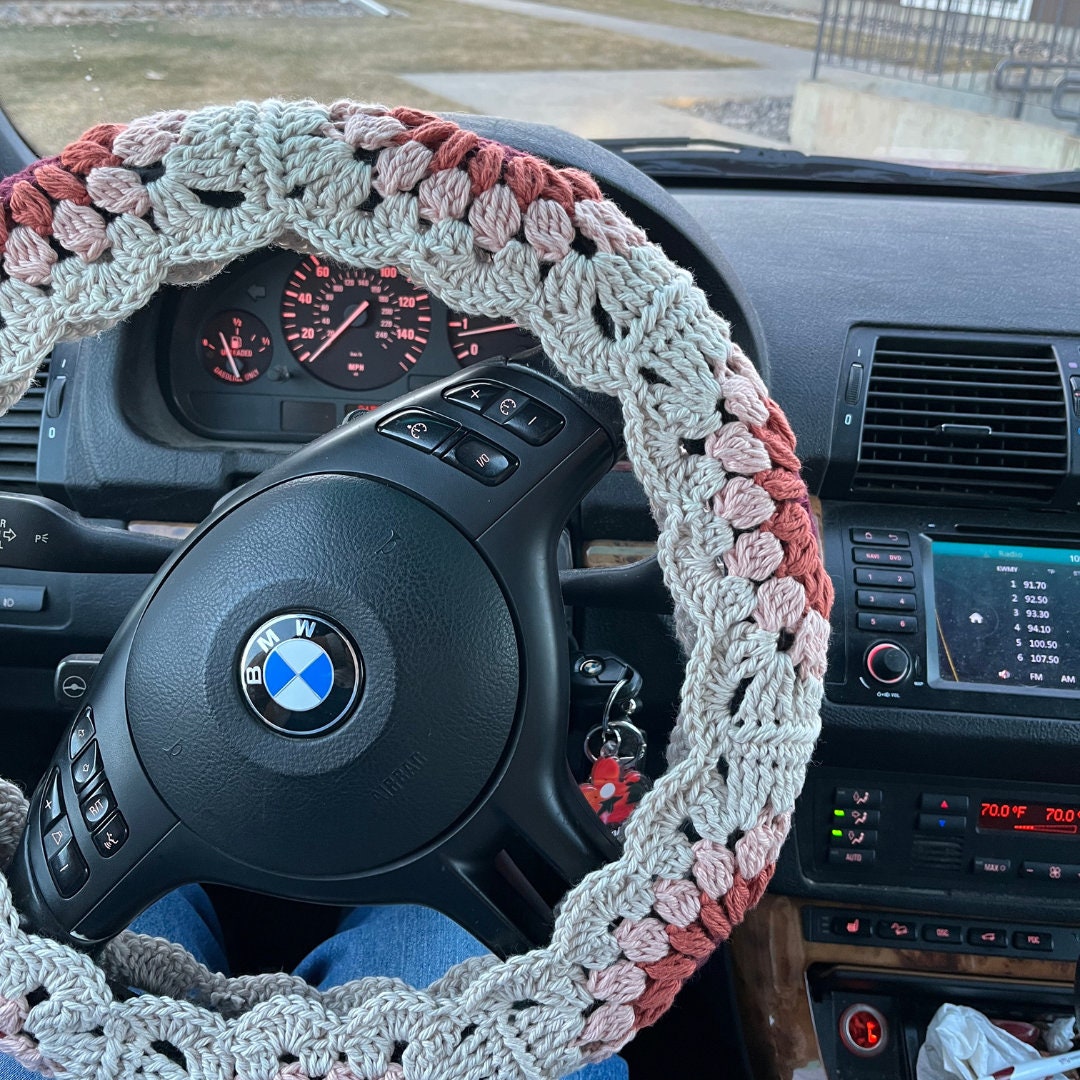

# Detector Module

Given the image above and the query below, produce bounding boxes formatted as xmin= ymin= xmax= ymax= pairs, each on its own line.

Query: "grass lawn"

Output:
xmin=559 ymin=0 xmax=821 ymax=50
xmin=0 ymin=0 xmax=750 ymax=154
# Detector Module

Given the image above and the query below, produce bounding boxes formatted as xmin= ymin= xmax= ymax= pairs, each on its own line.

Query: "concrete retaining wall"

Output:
xmin=791 ymin=78 xmax=1080 ymax=169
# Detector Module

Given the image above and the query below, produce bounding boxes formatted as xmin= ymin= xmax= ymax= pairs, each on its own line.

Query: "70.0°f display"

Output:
xmin=931 ymin=541 xmax=1080 ymax=694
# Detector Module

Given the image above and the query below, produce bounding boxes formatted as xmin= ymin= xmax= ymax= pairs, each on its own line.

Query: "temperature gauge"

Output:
xmin=200 ymin=310 xmax=273 ymax=384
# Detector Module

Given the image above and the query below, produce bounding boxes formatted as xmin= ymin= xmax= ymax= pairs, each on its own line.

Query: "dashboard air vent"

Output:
xmin=0 ymin=356 xmax=48 ymax=491
xmin=853 ymin=336 xmax=1067 ymax=503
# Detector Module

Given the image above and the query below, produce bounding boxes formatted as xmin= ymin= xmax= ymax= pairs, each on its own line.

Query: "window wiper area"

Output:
xmin=598 ymin=138 xmax=1080 ymax=196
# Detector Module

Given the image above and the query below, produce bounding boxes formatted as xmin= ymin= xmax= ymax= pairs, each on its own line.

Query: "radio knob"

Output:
xmin=866 ymin=642 xmax=910 ymax=684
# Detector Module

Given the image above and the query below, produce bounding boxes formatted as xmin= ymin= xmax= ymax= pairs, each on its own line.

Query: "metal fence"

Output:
xmin=811 ymin=0 xmax=1080 ymax=122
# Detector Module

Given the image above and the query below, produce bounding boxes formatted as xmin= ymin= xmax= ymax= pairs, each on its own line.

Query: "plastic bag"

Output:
xmin=917 ymin=1003 xmax=1068 ymax=1080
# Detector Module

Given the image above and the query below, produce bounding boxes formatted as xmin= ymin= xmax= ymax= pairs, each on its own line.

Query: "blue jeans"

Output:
xmin=0 ymin=887 xmax=627 ymax=1080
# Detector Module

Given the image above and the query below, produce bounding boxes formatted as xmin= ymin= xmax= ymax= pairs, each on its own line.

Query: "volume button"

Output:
xmin=865 ymin=642 xmax=910 ymax=684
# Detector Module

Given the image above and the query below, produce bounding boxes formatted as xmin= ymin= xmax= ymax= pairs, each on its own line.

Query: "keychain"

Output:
xmin=578 ymin=677 xmax=651 ymax=835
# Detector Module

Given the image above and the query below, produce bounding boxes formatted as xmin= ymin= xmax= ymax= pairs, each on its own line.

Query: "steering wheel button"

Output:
xmin=40 ymin=769 xmax=63 ymax=829
xmin=503 ymin=401 xmax=565 ymax=445
xmin=43 ymin=815 xmax=73 ymax=861
xmin=444 ymin=435 xmax=518 ymax=485
xmin=483 ymin=392 xmax=526 ymax=424
xmin=81 ymin=785 xmax=114 ymax=828
xmin=69 ymin=706 xmax=96 ymax=759
xmin=72 ymin=741 xmax=102 ymax=792
xmin=378 ymin=409 xmax=459 ymax=452
xmin=442 ymin=381 xmax=504 ymax=413
xmin=92 ymin=813 xmax=129 ymax=859
xmin=47 ymin=842 xmax=89 ymax=899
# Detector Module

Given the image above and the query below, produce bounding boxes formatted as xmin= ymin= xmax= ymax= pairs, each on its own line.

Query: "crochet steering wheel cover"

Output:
xmin=0 ymin=101 xmax=832 ymax=1080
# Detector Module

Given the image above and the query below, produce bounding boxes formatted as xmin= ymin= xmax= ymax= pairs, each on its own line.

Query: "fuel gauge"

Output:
xmin=200 ymin=310 xmax=273 ymax=384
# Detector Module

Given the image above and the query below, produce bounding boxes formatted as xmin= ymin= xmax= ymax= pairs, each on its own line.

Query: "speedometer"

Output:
xmin=280 ymin=257 xmax=431 ymax=391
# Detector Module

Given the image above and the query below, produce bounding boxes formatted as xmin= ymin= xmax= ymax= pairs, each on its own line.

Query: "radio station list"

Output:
xmin=931 ymin=541 xmax=1080 ymax=691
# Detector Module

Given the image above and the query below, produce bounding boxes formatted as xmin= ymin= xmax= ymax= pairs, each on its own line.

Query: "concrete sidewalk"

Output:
xmin=402 ymin=0 xmax=817 ymax=141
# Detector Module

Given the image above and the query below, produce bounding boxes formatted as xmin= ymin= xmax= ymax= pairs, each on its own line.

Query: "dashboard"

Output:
xmin=3 ymin=113 xmax=1080 ymax=1079
xmin=164 ymin=249 xmax=540 ymax=440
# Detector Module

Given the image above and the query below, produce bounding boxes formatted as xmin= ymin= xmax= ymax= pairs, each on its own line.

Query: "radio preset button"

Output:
xmin=857 ymin=613 xmax=918 ymax=634
xmin=865 ymin=642 xmax=911 ymax=684
xmin=851 ymin=529 xmax=910 ymax=547
xmin=853 ymin=548 xmax=913 ymax=568
xmin=856 ymin=590 xmax=917 ymax=612
xmin=855 ymin=568 xmax=915 ymax=588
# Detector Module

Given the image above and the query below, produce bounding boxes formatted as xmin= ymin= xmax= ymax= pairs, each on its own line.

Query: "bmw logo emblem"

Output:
xmin=240 ymin=613 xmax=362 ymax=736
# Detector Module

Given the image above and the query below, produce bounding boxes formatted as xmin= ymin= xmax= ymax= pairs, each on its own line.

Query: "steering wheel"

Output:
xmin=0 ymin=102 xmax=831 ymax=1080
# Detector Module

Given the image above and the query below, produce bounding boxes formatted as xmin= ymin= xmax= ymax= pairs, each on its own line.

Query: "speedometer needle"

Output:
xmin=218 ymin=333 xmax=242 ymax=380
xmin=306 ymin=301 xmax=370 ymax=364
xmin=456 ymin=321 xmax=520 ymax=337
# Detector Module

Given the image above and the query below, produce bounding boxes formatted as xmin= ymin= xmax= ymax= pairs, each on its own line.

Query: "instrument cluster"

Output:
xmin=165 ymin=250 xmax=540 ymax=441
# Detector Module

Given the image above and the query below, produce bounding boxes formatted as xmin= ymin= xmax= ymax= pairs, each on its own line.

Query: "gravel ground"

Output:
xmin=680 ymin=95 xmax=793 ymax=142
xmin=0 ymin=0 xmax=388 ymax=24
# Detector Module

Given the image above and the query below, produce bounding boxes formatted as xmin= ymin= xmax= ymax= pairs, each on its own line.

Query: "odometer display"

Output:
xmin=979 ymin=799 xmax=1080 ymax=835
xmin=280 ymin=258 xmax=430 ymax=390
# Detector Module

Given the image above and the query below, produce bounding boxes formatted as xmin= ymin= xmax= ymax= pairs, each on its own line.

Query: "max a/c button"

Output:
xmin=444 ymin=436 xmax=518 ymax=485
xmin=973 ymin=856 xmax=1011 ymax=876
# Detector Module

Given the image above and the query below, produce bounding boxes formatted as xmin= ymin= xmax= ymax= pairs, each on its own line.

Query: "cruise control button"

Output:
xmin=81 ymin=785 xmax=114 ymax=828
xmin=831 ymin=915 xmax=873 ymax=938
xmin=875 ymin=919 xmax=917 ymax=941
xmin=43 ymin=815 xmax=72 ymax=860
xmin=973 ymin=856 xmax=1012 ymax=876
xmin=93 ymin=812 xmax=128 ymax=858
xmin=828 ymin=848 xmax=875 ymax=867
xmin=851 ymin=529 xmax=909 ymax=547
xmin=856 ymin=590 xmax=917 ymax=611
xmin=483 ymin=392 xmax=526 ymax=423
xmin=443 ymin=381 xmax=503 ymax=413
xmin=444 ymin=435 xmax=518 ymax=485
xmin=40 ymin=769 xmax=63 ymax=829
xmin=834 ymin=787 xmax=883 ymax=809
xmin=918 ymin=813 xmax=966 ymax=834
xmin=922 ymin=923 xmax=963 ymax=944
xmin=503 ymin=400 xmax=565 ymax=445
xmin=71 ymin=741 xmax=101 ymax=792
xmin=377 ymin=410 xmax=459 ymax=452
xmin=967 ymin=928 xmax=1007 ymax=949
xmin=1013 ymin=930 xmax=1053 ymax=952
xmin=853 ymin=548 xmax=913 ymax=567
xmin=69 ymin=706 xmax=95 ymax=759
xmin=48 ymin=842 xmax=89 ymax=899
xmin=855 ymin=568 xmax=915 ymax=588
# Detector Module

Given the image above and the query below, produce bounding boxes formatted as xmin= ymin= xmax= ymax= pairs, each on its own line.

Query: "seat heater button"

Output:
xmin=48 ymin=841 xmax=89 ymax=899
xmin=93 ymin=812 xmax=128 ymax=858
xmin=503 ymin=400 xmax=565 ymax=445
xmin=40 ymin=769 xmax=63 ymax=830
xmin=444 ymin=435 xmax=518 ymax=485
xmin=378 ymin=410 xmax=459 ymax=452
xmin=81 ymin=785 xmax=114 ymax=828
xmin=967 ymin=928 xmax=1007 ymax=948
xmin=831 ymin=915 xmax=873 ymax=938
xmin=43 ymin=815 xmax=72 ymax=860
xmin=1013 ymin=931 xmax=1053 ymax=952
xmin=72 ymin=740 xmax=101 ymax=792
xmin=69 ymin=706 xmax=95 ymax=760
xmin=443 ymin=381 xmax=504 ymax=413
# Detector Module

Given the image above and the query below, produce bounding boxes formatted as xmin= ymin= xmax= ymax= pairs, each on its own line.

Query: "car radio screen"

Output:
xmin=979 ymin=800 xmax=1080 ymax=835
xmin=931 ymin=541 xmax=1080 ymax=693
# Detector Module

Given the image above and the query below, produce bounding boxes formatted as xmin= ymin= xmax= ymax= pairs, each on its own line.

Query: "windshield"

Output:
xmin=1 ymin=0 xmax=1078 ymax=177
